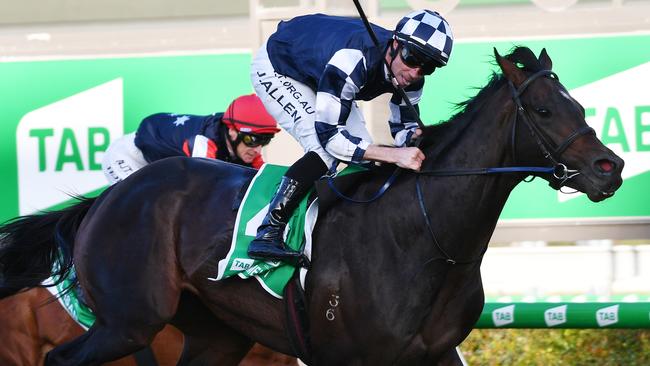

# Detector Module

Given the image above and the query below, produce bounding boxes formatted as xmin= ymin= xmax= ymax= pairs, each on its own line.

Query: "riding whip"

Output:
xmin=351 ymin=0 xmax=426 ymax=147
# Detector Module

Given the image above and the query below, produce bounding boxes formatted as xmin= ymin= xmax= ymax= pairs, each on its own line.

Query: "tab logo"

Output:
xmin=230 ymin=258 xmax=254 ymax=271
xmin=544 ymin=305 xmax=567 ymax=327
xmin=596 ymin=304 xmax=619 ymax=327
xmin=16 ymin=79 xmax=123 ymax=214
xmin=562 ymin=62 xmax=650 ymax=202
xmin=492 ymin=304 xmax=515 ymax=327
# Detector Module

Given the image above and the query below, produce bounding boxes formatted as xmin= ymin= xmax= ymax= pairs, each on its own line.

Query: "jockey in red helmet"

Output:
xmin=220 ymin=94 xmax=281 ymax=168
xmin=102 ymin=94 xmax=280 ymax=185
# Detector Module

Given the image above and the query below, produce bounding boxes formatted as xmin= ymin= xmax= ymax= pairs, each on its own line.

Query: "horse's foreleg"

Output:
xmin=45 ymin=264 xmax=182 ymax=365
xmin=44 ymin=322 xmax=164 ymax=366
xmin=177 ymin=333 xmax=253 ymax=366
xmin=171 ymin=292 xmax=254 ymax=366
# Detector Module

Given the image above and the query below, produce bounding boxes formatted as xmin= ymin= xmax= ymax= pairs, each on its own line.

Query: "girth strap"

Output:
xmin=283 ymin=270 xmax=311 ymax=363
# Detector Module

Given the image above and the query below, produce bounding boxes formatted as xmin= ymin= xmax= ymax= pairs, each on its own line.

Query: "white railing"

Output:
xmin=481 ymin=244 xmax=650 ymax=296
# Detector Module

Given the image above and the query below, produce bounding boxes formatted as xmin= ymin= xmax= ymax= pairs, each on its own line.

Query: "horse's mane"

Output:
xmin=418 ymin=46 xmax=544 ymax=159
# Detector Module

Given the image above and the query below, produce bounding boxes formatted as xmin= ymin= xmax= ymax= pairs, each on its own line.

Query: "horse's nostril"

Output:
xmin=595 ymin=159 xmax=615 ymax=174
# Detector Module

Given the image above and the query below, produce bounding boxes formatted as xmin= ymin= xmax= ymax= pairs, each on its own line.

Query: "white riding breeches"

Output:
xmin=250 ymin=42 xmax=372 ymax=168
xmin=101 ymin=132 xmax=148 ymax=185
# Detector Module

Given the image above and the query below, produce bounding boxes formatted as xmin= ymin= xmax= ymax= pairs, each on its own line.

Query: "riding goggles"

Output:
xmin=239 ymin=132 xmax=273 ymax=147
xmin=399 ymin=43 xmax=440 ymax=75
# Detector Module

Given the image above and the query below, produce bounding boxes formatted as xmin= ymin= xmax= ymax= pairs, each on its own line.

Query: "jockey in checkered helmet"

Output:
xmin=393 ymin=9 xmax=454 ymax=67
xmin=246 ymin=10 xmax=451 ymax=267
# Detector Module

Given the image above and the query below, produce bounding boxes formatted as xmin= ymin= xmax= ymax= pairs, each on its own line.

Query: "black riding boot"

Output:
xmin=248 ymin=176 xmax=309 ymax=267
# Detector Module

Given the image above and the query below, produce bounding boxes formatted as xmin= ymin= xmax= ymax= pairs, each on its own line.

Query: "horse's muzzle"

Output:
xmin=583 ymin=154 xmax=625 ymax=201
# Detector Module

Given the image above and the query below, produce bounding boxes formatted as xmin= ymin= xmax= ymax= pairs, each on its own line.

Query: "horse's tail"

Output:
xmin=0 ymin=196 xmax=97 ymax=299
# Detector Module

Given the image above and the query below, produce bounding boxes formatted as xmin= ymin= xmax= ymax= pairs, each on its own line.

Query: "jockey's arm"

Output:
xmin=182 ymin=135 xmax=217 ymax=158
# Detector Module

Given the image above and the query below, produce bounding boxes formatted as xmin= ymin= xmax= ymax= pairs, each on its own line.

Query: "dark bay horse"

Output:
xmin=0 ymin=47 xmax=623 ymax=365
xmin=0 ymin=286 xmax=297 ymax=366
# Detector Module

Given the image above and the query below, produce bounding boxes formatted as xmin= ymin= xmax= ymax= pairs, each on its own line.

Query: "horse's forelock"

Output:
xmin=504 ymin=46 xmax=543 ymax=73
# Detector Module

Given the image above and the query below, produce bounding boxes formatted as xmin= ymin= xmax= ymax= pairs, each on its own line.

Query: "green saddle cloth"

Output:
xmin=212 ymin=163 xmax=364 ymax=298
xmin=213 ymin=164 xmax=309 ymax=298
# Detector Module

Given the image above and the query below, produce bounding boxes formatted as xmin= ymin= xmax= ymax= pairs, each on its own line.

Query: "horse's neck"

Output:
xmin=419 ymin=90 xmax=522 ymax=260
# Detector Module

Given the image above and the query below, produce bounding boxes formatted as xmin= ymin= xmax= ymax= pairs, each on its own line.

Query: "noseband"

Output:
xmin=508 ymin=70 xmax=596 ymax=189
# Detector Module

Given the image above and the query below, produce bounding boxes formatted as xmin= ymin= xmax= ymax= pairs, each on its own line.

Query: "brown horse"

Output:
xmin=0 ymin=47 xmax=623 ymax=365
xmin=0 ymin=287 xmax=297 ymax=366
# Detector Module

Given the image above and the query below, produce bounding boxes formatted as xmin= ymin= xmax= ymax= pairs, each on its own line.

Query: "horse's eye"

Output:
xmin=535 ymin=107 xmax=551 ymax=118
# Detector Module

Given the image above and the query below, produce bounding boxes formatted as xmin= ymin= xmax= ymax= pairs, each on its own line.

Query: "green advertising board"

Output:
xmin=1 ymin=52 xmax=253 ymax=221
xmin=420 ymin=34 xmax=650 ymax=220
xmin=1 ymin=33 xmax=649 ymax=224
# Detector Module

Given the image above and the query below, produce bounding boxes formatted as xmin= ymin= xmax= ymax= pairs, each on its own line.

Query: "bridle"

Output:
xmin=507 ymin=69 xmax=596 ymax=189
xmin=413 ymin=69 xmax=597 ymax=266
xmin=325 ymin=67 xmax=599 ymax=267
xmin=326 ymin=69 xmax=596 ymax=201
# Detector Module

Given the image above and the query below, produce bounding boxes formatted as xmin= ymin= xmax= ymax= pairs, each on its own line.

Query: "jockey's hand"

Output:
xmin=394 ymin=147 xmax=425 ymax=171
xmin=363 ymin=144 xmax=425 ymax=171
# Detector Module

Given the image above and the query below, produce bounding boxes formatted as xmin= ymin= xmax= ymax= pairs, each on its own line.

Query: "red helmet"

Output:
xmin=223 ymin=94 xmax=280 ymax=134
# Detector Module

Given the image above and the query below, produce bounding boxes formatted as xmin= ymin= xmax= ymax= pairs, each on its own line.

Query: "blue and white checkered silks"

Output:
xmin=315 ymin=49 xmax=371 ymax=163
xmin=394 ymin=9 xmax=454 ymax=66
xmin=315 ymin=47 xmax=423 ymax=156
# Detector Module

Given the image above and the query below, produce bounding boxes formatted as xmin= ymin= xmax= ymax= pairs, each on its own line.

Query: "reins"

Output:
xmin=345 ymin=1 xmax=594 ymax=265
xmin=325 ymin=168 xmax=402 ymax=203
xmin=327 ymin=68 xmax=595 ymax=203
xmin=413 ymin=175 xmax=487 ymax=266
xmin=327 ymin=68 xmax=596 ymax=268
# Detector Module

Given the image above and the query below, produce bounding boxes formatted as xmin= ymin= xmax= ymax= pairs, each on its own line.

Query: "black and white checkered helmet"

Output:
xmin=394 ymin=9 xmax=453 ymax=66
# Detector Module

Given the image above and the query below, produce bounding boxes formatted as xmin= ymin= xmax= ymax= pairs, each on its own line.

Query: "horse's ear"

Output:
xmin=538 ymin=48 xmax=553 ymax=70
xmin=494 ymin=47 xmax=526 ymax=87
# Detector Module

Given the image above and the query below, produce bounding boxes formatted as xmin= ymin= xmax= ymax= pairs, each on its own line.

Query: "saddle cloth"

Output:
xmin=209 ymin=163 xmax=369 ymax=298
xmin=209 ymin=164 xmax=318 ymax=298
